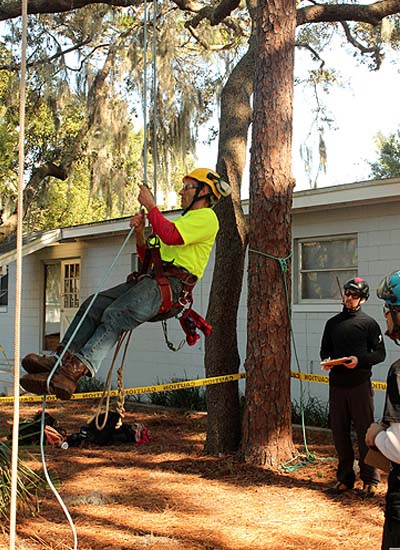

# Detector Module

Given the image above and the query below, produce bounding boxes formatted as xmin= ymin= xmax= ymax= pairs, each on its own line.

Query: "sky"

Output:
xmin=196 ymin=43 xmax=400 ymax=197
xmin=292 ymin=45 xmax=400 ymax=191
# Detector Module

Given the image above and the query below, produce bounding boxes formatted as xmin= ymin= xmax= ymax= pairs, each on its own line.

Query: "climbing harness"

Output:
xmin=249 ymin=247 xmax=335 ymax=472
xmin=128 ymin=233 xmax=212 ymax=349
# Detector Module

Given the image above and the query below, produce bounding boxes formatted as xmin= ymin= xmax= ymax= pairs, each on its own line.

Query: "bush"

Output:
xmin=149 ymin=379 xmax=207 ymax=411
xmin=76 ymin=376 xmax=108 ymax=393
xmin=292 ymin=396 xmax=329 ymax=428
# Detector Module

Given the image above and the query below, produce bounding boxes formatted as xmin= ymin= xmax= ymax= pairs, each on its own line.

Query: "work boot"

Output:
xmin=22 ymin=346 xmax=64 ymax=374
xmin=361 ymin=483 xmax=378 ymax=499
xmin=22 ymin=354 xmax=57 ymax=374
xmin=20 ymin=352 xmax=89 ymax=400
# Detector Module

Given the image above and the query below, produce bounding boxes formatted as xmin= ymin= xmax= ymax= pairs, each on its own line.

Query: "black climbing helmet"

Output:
xmin=343 ymin=277 xmax=370 ymax=300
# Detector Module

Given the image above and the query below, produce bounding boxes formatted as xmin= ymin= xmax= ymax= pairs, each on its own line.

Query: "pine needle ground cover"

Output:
xmin=0 ymin=401 xmax=385 ymax=550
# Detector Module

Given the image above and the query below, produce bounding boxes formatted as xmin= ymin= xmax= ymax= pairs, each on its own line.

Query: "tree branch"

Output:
xmin=0 ymin=0 xmax=201 ymax=21
xmin=0 ymin=0 xmax=242 ymax=22
xmin=0 ymin=37 xmax=93 ymax=71
xmin=340 ymin=20 xmax=378 ymax=54
xmin=297 ymin=0 xmax=400 ymax=26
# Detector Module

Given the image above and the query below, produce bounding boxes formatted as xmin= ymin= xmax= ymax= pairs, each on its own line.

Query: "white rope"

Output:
xmin=143 ymin=0 xmax=158 ymax=198
xmin=142 ymin=0 xmax=148 ymax=186
xmin=9 ymin=0 xmax=28 ymax=547
xmin=152 ymin=0 xmax=158 ymax=200
xmin=40 ymin=400 xmax=78 ymax=549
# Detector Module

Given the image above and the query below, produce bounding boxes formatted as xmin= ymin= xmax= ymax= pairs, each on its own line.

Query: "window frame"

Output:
xmin=295 ymin=234 xmax=358 ymax=304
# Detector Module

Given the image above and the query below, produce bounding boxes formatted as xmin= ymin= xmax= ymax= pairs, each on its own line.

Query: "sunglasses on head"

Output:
xmin=344 ymin=290 xmax=360 ymax=299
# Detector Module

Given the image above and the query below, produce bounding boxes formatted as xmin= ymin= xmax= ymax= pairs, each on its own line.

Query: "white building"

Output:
xmin=1 ymin=177 xmax=399 ymax=414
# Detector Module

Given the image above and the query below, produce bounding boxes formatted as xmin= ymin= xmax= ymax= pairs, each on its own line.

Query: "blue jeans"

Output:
xmin=61 ymin=275 xmax=183 ymax=375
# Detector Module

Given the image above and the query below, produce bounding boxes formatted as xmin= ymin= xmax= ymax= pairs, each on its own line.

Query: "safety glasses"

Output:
xmin=181 ymin=183 xmax=199 ymax=192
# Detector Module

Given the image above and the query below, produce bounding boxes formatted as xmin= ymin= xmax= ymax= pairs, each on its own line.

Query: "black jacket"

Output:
xmin=320 ymin=307 xmax=386 ymax=387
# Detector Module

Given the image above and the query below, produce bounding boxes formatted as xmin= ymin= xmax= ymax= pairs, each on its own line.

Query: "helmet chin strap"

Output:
xmin=182 ymin=184 xmax=211 ymax=216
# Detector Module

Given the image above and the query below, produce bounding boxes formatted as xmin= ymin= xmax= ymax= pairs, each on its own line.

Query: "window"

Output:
xmin=0 ymin=267 xmax=8 ymax=306
xmin=296 ymin=235 xmax=358 ymax=302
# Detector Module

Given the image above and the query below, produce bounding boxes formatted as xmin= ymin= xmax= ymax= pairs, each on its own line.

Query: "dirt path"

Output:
xmin=0 ymin=400 xmax=386 ymax=549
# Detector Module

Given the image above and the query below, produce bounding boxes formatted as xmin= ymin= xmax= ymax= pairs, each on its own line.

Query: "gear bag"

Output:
xmin=66 ymin=412 xmax=150 ymax=447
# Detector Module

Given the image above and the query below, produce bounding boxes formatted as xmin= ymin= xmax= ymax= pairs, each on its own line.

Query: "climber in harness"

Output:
xmin=20 ymin=168 xmax=231 ymax=400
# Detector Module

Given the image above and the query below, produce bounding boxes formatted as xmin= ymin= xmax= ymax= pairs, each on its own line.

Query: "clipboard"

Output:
xmin=320 ymin=357 xmax=351 ymax=367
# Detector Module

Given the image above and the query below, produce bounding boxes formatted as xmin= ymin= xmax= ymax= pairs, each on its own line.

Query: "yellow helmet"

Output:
xmin=183 ymin=168 xmax=231 ymax=204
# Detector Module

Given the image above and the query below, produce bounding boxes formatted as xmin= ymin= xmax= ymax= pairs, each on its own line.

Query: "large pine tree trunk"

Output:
xmin=204 ymin=41 xmax=255 ymax=454
xmin=241 ymin=0 xmax=297 ymax=466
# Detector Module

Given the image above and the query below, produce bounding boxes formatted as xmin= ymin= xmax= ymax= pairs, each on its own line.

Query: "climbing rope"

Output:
xmin=39 ymin=398 xmax=78 ymax=548
xmin=142 ymin=0 xmax=149 ymax=186
xmin=9 ymin=1 xmax=157 ymax=547
xmin=151 ymin=0 xmax=158 ymax=200
xmin=92 ymin=0 xmax=160 ymax=431
xmin=94 ymin=330 xmax=132 ymax=431
xmin=249 ymin=248 xmax=335 ymax=471
xmin=142 ymin=0 xmax=158 ymax=198
xmin=9 ymin=1 xmax=27 ymax=548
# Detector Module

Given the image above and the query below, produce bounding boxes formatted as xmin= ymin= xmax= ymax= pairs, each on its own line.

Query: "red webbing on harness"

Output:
xmin=128 ymin=234 xmax=212 ymax=344
xmin=149 ymin=239 xmax=175 ymax=314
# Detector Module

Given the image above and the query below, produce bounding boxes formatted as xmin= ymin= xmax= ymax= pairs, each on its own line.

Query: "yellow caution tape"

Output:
xmin=291 ymin=371 xmax=329 ymax=385
xmin=290 ymin=370 xmax=387 ymax=391
xmin=0 ymin=372 xmax=246 ymax=403
xmin=0 ymin=370 xmax=386 ymax=403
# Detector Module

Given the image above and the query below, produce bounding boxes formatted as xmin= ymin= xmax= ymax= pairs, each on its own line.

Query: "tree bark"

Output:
xmin=240 ymin=0 xmax=297 ymax=466
xmin=204 ymin=39 xmax=255 ymax=454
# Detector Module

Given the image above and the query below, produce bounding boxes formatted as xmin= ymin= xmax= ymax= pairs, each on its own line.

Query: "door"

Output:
xmin=43 ymin=259 xmax=81 ymax=351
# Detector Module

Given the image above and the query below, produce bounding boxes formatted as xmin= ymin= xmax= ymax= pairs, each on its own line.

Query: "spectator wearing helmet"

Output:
xmin=20 ymin=168 xmax=231 ymax=399
xmin=320 ymin=277 xmax=386 ymax=497
xmin=366 ymin=270 xmax=400 ymax=550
